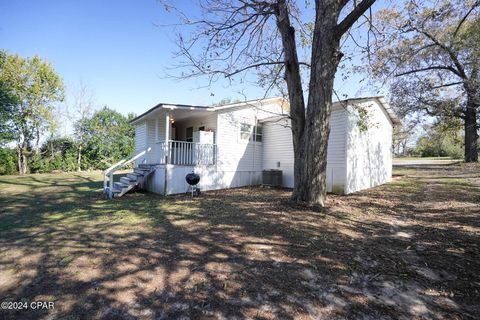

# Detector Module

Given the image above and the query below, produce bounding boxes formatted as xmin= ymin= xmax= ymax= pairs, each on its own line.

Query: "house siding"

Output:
xmin=133 ymin=97 xmax=393 ymax=196
xmin=134 ymin=121 xmax=147 ymax=166
xmin=261 ymin=107 xmax=348 ymax=193
xmin=345 ymin=99 xmax=393 ymax=194
xmin=216 ymin=102 xmax=286 ymax=173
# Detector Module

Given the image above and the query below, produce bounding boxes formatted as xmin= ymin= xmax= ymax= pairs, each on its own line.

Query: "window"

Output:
xmin=186 ymin=127 xmax=193 ymax=142
xmin=253 ymin=124 xmax=262 ymax=142
xmin=240 ymin=123 xmax=252 ymax=140
xmin=198 ymin=126 xmax=205 ymax=131
xmin=239 ymin=123 xmax=262 ymax=142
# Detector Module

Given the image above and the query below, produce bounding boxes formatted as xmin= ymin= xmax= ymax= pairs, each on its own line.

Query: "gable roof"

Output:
xmin=260 ymin=96 xmax=400 ymax=125
xmin=130 ymin=96 xmax=398 ymax=125
xmin=130 ymin=97 xmax=289 ymax=124
xmin=339 ymin=96 xmax=400 ymax=125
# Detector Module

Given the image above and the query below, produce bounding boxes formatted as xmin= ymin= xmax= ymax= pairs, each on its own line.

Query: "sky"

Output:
xmin=0 ymin=0 xmax=383 ymax=123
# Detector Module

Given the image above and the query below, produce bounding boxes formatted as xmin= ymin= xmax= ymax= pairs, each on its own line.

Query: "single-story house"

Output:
xmin=104 ymin=96 xmax=399 ymax=198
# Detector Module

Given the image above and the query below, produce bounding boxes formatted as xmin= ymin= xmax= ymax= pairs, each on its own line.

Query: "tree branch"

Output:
xmin=395 ymin=65 xmax=461 ymax=78
xmin=224 ymin=61 xmax=310 ymax=77
xmin=453 ymin=0 xmax=480 ymax=39
xmin=336 ymin=0 xmax=377 ymax=39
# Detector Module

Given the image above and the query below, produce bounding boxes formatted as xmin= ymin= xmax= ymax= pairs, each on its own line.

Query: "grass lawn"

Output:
xmin=0 ymin=165 xmax=479 ymax=319
xmin=393 ymin=156 xmax=454 ymax=160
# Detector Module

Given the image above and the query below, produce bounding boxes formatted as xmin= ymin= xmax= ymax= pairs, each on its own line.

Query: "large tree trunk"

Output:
xmin=275 ymin=0 xmax=308 ymax=201
xmin=276 ymin=0 xmax=342 ymax=207
xmin=295 ymin=3 xmax=342 ymax=206
xmin=77 ymin=145 xmax=82 ymax=171
xmin=275 ymin=0 xmax=373 ymax=206
xmin=464 ymin=93 xmax=478 ymax=162
xmin=17 ymin=146 xmax=28 ymax=175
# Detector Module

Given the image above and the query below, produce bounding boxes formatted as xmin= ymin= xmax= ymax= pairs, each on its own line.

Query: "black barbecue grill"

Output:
xmin=185 ymin=172 xmax=200 ymax=197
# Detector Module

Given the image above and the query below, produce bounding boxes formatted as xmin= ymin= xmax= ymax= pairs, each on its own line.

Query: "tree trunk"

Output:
xmin=276 ymin=0 xmax=343 ymax=207
xmin=17 ymin=146 xmax=28 ymax=175
xmin=464 ymin=94 xmax=478 ymax=162
xmin=77 ymin=145 xmax=82 ymax=171
xmin=294 ymin=3 xmax=341 ymax=206
xmin=274 ymin=0 xmax=373 ymax=206
xmin=275 ymin=0 xmax=308 ymax=201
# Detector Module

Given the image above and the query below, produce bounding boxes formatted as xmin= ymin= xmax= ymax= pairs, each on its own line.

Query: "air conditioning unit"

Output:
xmin=262 ymin=169 xmax=282 ymax=187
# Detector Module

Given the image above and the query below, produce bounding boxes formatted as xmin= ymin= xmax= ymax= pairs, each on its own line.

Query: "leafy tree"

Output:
xmin=82 ymin=107 xmax=135 ymax=170
xmin=393 ymin=118 xmax=417 ymax=157
xmin=164 ymin=0 xmax=376 ymax=206
xmin=370 ymin=0 xmax=480 ymax=162
xmin=0 ymin=51 xmax=64 ymax=174
xmin=0 ymin=52 xmax=19 ymax=145
xmin=29 ymin=137 xmax=77 ymax=173
xmin=415 ymin=119 xmax=464 ymax=159
xmin=0 ymin=147 xmax=17 ymax=175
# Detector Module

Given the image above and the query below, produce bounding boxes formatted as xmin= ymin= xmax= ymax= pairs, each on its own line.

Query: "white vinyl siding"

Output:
xmin=345 ymin=100 xmax=393 ymax=194
xmin=145 ymin=118 xmax=158 ymax=164
xmin=132 ymin=97 xmax=393 ymax=196
xmin=134 ymin=121 xmax=147 ymax=166
xmin=262 ymin=107 xmax=348 ymax=193
xmin=216 ymin=108 xmax=265 ymax=172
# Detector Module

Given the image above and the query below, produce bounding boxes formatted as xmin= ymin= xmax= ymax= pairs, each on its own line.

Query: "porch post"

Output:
xmin=164 ymin=111 xmax=170 ymax=196
xmin=165 ymin=112 xmax=170 ymax=164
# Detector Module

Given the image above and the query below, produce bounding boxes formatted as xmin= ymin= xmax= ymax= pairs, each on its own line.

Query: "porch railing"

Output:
xmin=158 ymin=140 xmax=216 ymax=165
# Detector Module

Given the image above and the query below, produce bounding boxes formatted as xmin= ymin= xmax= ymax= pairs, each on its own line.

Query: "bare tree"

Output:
xmin=163 ymin=0 xmax=376 ymax=207
xmin=67 ymin=82 xmax=94 ymax=171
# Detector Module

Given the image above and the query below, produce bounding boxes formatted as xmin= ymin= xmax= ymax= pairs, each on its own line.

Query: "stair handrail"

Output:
xmin=103 ymin=147 xmax=152 ymax=198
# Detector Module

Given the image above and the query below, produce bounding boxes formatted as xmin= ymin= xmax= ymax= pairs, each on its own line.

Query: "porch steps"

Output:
xmin=111 ymin=164 xmax=157 ymax=198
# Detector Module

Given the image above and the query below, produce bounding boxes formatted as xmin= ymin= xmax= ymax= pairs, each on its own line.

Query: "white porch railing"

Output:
xmin=158 ymin=140 xmax=216 ymax=165
xmin=103 ymin=147 xmax=151 ymax=198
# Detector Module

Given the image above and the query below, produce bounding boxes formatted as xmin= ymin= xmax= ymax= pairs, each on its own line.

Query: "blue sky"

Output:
xmin=0 ymin=0 xmax=381 ymax=120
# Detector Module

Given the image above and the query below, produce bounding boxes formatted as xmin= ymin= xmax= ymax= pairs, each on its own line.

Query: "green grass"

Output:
xmin=393 ymin=156 xmax=454 ymax=160
xmin=0 ymin=171 xmax=171 ymax=233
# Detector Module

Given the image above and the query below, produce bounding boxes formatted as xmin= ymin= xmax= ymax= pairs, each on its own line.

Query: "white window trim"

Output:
xmin=239 ymin=123 xmax=252 ymax=143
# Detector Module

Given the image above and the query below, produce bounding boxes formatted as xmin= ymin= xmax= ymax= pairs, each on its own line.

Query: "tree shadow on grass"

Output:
xmin=0 ymin=167 xmax=479 ymax=319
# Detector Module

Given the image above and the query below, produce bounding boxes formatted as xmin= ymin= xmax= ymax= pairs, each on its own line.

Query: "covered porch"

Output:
xmin=135 ymin=104 xmax=217 ymax=166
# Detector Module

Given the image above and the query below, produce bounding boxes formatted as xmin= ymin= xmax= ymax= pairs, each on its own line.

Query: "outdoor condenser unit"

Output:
xmin=262 ymin=169 xmax=282 ymax=187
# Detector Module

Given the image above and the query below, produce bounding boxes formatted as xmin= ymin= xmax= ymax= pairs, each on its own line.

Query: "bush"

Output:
xmin=0 ymin=147 xmax=17 ymax=175
xmin=29 ymin=137 xmax=78 ymax=173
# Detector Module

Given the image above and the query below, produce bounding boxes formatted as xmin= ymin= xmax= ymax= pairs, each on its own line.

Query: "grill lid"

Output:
xmin=185 ymin=172 xmax=200 ymax=185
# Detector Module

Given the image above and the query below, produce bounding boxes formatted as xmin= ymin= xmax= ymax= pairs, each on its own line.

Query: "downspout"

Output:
xmin=252 ymin=114 xmax=257 ymax=185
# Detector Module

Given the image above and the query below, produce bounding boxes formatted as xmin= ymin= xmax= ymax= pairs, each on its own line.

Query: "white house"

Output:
xmin=103 ymin=96 xmax=399 ymax=198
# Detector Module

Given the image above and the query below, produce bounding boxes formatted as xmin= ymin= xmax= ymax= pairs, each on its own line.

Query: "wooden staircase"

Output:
xmin=111 ymin=164 xmax=156 ymax=198
xmin=103 ymin=147 xmax=153 ymax=199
